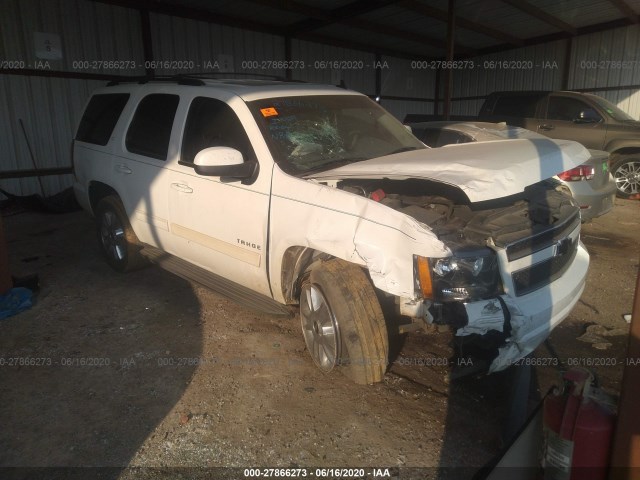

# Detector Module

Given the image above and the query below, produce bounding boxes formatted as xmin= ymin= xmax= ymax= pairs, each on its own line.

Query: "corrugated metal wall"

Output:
xmin=568 ymin=26 xmax=640 ymax=91
xmin=567 ymin=25 xmax=640 ymax=119
xmin=381 ymin=99 xmax=434 ymax=121
xmin=0 ymin=0 xmax=144 ymax=198
xmin=380 ymin=57 xmax=435 ymax=121
xmin=0 ymin=0 xmax=145 ymax=75
xmin=149 ymin=13 xmax=285 ymax=77
xmin=290 ymin=40 xmax=376 ymax=94
xmin=450 ymin=40 xmax=566 ymax=116
xmin=0 ymin=75 xmax=103 ymax=198
xmin=2 ymin=1 xmax=639 ymax=197
xmin=450 ymin=25 xmax=640 ymax=119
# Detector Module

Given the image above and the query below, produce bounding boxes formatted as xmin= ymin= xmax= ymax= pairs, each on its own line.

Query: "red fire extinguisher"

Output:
xmin=542 ymin=369 xmax=616 ymax=480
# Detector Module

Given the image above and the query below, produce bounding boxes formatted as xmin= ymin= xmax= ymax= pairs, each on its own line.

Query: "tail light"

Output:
xmin=558 ymin=165 xmax=595 ymax=182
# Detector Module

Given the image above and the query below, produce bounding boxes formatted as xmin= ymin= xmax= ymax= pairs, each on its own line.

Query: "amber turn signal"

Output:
xmin=416 ymin=256 xmax=433 ymax=299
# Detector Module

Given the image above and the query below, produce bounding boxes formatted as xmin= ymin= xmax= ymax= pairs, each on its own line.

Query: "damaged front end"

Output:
xmin=250 ymin=91 xmax=589 ymax=374
xmin=335 ymin=176 xmax=588 ymax=373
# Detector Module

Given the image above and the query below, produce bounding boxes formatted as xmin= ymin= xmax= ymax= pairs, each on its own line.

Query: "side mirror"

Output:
xmin=404 ymin=124 xmax=413 ymax=134
xmin=193 ymin=147 xmax=258 ymax=180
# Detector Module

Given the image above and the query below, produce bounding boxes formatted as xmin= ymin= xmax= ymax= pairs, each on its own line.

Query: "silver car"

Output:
xmin=408 ymin=121 xmax=617 ymax=222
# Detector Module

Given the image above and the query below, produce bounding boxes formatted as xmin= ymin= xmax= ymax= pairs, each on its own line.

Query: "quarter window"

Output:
xmin=181 ymin=97 xmax=255 ymax=164
xmin=76 ymin=94 xmax=129 ymax=145
xmin=125 ymin=94 xmax=179 ymax=160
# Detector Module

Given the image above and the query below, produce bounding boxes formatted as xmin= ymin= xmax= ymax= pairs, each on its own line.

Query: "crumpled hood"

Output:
xmin=308 ymin=138 xmax=590 ymax=202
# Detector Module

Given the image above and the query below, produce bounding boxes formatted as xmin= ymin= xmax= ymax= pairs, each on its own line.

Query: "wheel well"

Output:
xmin=611 ymin=148 xmax=640 ymax=159
xmin=88 ymin=181 xmax=118 ymax=214
xmin=281 ymin=246 xmax=332 ymax=304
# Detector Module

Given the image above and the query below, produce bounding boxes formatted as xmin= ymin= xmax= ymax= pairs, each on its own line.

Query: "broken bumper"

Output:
xmin=456 ymin=241 xmax=589 ymax=373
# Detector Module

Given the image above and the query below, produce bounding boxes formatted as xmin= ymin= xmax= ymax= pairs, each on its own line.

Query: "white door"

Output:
xmin=167 ymin=95 xmax=273 ymax=297
xmin=112 ymin=92 xmax=181 ymax=251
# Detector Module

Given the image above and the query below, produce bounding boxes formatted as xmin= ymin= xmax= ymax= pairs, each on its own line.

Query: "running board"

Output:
xmin=141 ymin=246 xmax=292 ymax=317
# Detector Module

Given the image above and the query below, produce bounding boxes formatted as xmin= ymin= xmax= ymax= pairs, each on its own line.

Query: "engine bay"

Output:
xmin=334 ymin=177 xmax=579 ymax=252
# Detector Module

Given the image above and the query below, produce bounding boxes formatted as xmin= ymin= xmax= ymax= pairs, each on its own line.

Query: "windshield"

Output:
xmin=247 ymin=95 xmax=426 ymax=175
xmin=588 ymin=95 xmax=635 ymax=121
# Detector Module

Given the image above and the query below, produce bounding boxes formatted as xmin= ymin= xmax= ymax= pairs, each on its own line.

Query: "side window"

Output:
xmin=76 ymin=94 xmax=129 ymax=145
xmin=547 ymin=97 xmax=602 ymax=122
xmin=125 ymin=94 xmax=179 ymax=160
xmin=181 ymin=97 xmax=255 ymax=164
xmin=493 ymin=95 xmax=541 ymax=117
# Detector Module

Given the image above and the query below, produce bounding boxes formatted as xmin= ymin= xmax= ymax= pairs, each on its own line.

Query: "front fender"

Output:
xmin=268 ymin=169 xmax=450 ymax=303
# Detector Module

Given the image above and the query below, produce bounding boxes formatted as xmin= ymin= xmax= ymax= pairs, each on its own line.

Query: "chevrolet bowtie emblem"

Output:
xmin=553 ymin=238 xmax=572 ymax=257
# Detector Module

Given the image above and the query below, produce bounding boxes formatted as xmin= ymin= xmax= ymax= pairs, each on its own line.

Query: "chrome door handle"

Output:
xmin=115 ymin=164 xmax=132 ymax=174
xmin=171 ymin=183 xmax=193 ymax=193
xmin=539 ymin=124 xmax=555 ymax=131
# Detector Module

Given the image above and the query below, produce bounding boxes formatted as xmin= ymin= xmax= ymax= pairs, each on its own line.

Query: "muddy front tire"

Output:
xmin=300 ymin=259 xmax=389 ymax=385
xmin=95 ymin=195 xmax=146 ymax=272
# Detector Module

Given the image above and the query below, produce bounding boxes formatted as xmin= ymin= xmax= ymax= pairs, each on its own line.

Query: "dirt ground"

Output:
xmin=0 ymin=198 xmax=638 ymax=479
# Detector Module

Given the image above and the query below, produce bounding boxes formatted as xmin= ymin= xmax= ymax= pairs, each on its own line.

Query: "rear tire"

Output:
xmin=611 ymin=155 xmax=640 ymax=198
xmin=95 ymin=195 xmax=146 ymax=272
xmin=300 ymin=259 xmax=389 ymax=385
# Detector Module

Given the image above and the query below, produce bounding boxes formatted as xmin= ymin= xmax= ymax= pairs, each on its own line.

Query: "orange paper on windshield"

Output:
xmin=260 ymin=107 xmax=278 ymax=117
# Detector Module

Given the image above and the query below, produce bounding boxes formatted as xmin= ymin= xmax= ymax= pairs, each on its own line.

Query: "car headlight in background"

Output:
xmin=415 ymin=248 xmax=502 ymax=302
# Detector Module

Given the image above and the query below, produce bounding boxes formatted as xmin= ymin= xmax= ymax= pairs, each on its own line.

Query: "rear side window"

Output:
xmin=181 ymin=96 xmax=255 ymax=164
xmin=126 ymin=94 xmax=179 ymax=160
xmin=76 ymin=94 xmax=129 ymax=145
xmin=492 ymin=94 xmax=541 ymax=117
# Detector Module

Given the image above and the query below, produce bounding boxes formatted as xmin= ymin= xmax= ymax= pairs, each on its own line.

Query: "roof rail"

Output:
xmin=106 ymin=75 xmax=205 ymax=87
xmin=106 ymin=72 xmax=307 ymax=87
xmin=175 ymin=72 xmax=308 ymax=84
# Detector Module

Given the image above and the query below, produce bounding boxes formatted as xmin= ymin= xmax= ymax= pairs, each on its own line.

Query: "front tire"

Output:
xmin=95 ymin=195 xmax=146 ymax=272
xmin=611 ymin=155 xmax=640 ymax=198
xmin=300 ymin=259 xmax=389 ymax=384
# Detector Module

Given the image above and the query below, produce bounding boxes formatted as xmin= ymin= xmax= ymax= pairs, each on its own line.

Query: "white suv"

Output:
xmin=73 ymin=77 xmax=590 ymax=384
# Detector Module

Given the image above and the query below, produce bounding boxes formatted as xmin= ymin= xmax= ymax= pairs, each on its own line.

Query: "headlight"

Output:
xmin=415 ymin=248 xmax=502 ymax=302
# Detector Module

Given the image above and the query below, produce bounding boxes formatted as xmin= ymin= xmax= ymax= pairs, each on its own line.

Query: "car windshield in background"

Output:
xmin=588 ymin=95 xmax=635 ymax=121
xmin=248 ymin=95 xmax=426 ymax=175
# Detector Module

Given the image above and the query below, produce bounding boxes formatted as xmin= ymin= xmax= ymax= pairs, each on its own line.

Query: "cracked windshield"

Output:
xmin=249 ymin=95 xmax=426 ymax=175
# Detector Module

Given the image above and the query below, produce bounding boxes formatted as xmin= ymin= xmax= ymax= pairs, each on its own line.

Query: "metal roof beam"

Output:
xmin=243 ymin=0 xmax=331 ymax=21
xmin=470 ymin=17 xmax=634 ymax=57
xmin=284 ymin=0 xmax=402 ymax=35
xmin=90 ymin=0 xmax=432 ymax=60
xmin=298 ymin=31 xmax=430 ymax=60
xmin=342 ymin=17 xmax=477 ymax=55
xmin=606 ymin=0 xmax=640 ymax=23
xmin=91 ymin=0 xmax=281 ymax=35
xmin=400 ymin=0 xmax=524 ymax=46
xmin=243 ymin=0 xmax=476 ymax=55
xmin=498 ymin=0 xmax=577 ymax=35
